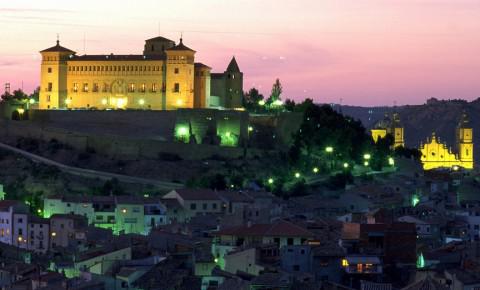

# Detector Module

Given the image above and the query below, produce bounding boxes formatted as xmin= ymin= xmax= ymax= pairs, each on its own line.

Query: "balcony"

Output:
xmin=342 ymin=256 xmax=382 ymax=274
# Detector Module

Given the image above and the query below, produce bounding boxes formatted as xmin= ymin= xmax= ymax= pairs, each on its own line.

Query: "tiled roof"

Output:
xmin=167 ymin=188 xmax=221 ymax=201
xmin=0 ymin=200 xmax=22 ymax=210
xmin=401 ymin=276 xmax=449 ymax=290
xmin=215 ymin=220 xmax=315 ymax=237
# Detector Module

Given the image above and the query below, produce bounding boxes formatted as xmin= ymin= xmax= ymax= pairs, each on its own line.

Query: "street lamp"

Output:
xmin=325 ymin=147 xmax=334 ymax=153
xmin=268 ymin=178 xmax=274 ymax=184
xmin=294 ymin=172 xmax=301 ymax=179
xmin=363 ymin=154 xmax=371 ymax=160
xmin=343 ymin=162 xmax=349 ymax=169
xmin=313 ymin=167 xmax=319 ymax=173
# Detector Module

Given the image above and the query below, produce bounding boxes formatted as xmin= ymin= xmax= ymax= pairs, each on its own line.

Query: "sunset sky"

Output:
xmin=1 ymin=0 xmax=479 ymax=106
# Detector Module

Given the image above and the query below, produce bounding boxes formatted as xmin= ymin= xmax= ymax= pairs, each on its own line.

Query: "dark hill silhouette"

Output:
xmin=336 ymin=98 xmax=480 ymax=158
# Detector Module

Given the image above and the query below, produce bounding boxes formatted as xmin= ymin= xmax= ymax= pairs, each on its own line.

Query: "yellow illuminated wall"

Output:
xmin=420 ymin=132 xmax=473 ymax=170
xmin=371 ymin=129 xmax=387 ymax=143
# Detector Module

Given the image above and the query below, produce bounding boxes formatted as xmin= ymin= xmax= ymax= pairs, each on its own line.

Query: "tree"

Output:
xmin=1 ymin=89 xmax=28 ymax=102
xmin=284 ymin=99 xmax=296 ymax=112
xmin=243 ymin=87 xmax=264 ymax=111
xmin=266 ymin=79 xmax=282 ymax=105
xmin=29 ymin=87 xmax=40 ymax=102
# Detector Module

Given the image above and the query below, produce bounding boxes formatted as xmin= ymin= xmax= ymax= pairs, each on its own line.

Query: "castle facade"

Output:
xmin=39 ymin=36 xmax=243 ymax=110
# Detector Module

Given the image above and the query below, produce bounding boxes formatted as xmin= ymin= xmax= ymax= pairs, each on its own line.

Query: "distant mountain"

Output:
xmin=337 ymin=98 xmax=480 ymax=152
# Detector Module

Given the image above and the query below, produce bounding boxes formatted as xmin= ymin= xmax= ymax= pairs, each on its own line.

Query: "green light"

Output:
xmin=268 ymin=178 xmax=274 ymax=184
xmin=175 ymin=126 xmax=189 ymax=141
xmin=258 ymin=100 xmax=265 ymax=106
xmin=313 ymin=167 xmax=319 ymax=173
xmin=363 ymin=154 xmax=371 ymax=160
xmin=364 ymin=161 xmax=369 ymax=166
xmin=412 ymin=194 xmax=420 ymax=207
xmin=248 ymin=126 xmax=253 ymax=132
xmin=214 ymin=258 xmax=219 ymax=263
xmin=325 ymin=147 xmax=334 ymax=153
xmin=143 ymin=194 xmax=150 ymax=198
xmin=138 ymin=99 xmax=145 ymax=105
xmin=37 ymin=209 xmax=42 ymax=214
xmin=273 ymin=99 xmax=283 ymax=106
xmin=343 ymin=162 xmax=349 ymax=169
xmin=225 ymin=131 xmax=231 ymax=138
xmin=29 ymin=99 xmax=35 ymax=104
xmin=416 ymin=253 xmax=425 ymax=269
xmin=388 ymin=157 xmax=395 ymax=166
xmin=294 ymin=172 xmax=301 ymax=178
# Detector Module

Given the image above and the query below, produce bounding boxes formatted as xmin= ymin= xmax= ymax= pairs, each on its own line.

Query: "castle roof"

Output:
xmin=226 ymin=56 xmax=241 ymax=72
xmin=195 ymin=63 xmax=211 ymax=69
xmin=40 ymin=40 xmax=75 ymax=53
xmin=166 ymin=38 xmax=195 ymax=52
xmin=69 ymin=54 xmax=165 ymax=61
xmin=145 ymin=36 xmax=175 ymax=43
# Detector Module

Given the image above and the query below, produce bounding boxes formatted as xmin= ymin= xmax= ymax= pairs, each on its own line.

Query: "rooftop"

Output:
xmin=215 ymin=220 xmax=315 ymax=238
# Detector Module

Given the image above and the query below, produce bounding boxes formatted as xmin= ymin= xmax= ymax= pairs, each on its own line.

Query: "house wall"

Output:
xmin=225 ymin=247 xmax=264 ymax=276
xmin=0 ymin=208 xmax=13 ymax=245
xmin=27 ymin=222 xmax=49 ymax=253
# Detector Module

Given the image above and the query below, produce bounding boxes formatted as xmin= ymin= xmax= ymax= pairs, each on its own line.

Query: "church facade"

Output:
xmin=371 ymin=112 xmax=405 ymax=149
xmin=420 ymin=113 xmax=474 ymax=170
xmin=39 ymin=36 xmax=243 ymax=110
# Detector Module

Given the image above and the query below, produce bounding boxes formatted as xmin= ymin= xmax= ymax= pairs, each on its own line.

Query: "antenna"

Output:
xmin=56 ymin=33 xmax=60 ymax=45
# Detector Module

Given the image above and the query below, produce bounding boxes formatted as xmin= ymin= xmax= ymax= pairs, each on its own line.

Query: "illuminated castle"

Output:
xmin=420 ymin=113 xmax=473 ymax=170
xmin=38 ymin=36 xmax=243 ymax=110
xmin=371 ymin=112 xmax=405 ymax=148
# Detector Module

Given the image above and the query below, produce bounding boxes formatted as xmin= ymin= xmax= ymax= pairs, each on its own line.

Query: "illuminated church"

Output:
xmin=371 ymin=112 xmax=405 ymax=148
xmin=420 ymin=113 xmax=473 ymax=170
xmin=38 ymin=36 xmax=243 ymax=110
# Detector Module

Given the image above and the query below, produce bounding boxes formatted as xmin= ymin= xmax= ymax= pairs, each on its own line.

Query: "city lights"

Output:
xmin=294 ymin=172 xmax=301 ymax=178
xmin=268 ymin=178 xmax=274 ymax=184
xmin=313 ymin=167 xmax=319 ymax=173
xmin=325 ymin=147 xmax=334 ymax=153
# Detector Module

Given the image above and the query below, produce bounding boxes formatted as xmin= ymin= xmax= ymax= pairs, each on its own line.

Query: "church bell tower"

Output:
xmin=457 ymin=112 xmax=474 ymax=169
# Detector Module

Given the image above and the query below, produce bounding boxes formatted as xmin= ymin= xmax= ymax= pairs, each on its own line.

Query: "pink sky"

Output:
xmin=1 ymin=0 xmax=479 ymax=106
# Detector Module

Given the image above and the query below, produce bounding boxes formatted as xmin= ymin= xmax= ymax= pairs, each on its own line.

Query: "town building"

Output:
xmin=0 ymin=200 xmax=28 ymax=246
xmin=39 ymin=36 xmax=243 ymax=110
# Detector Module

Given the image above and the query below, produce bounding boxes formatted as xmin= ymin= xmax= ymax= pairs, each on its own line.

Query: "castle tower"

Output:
xmin=194 ymin=63 xmax=211 ymax=108
xmin=165 ymin=38 xmax=195 ymax=109
xmin=457 ymin=112 xmax=474 ymax=169
xmin=391 ymin=113 xmax=405 ymax=148
xmin=224 ymin=57 xmax=243 ymax=109
xmin=39 ymin=39 xmax=75 ymax=109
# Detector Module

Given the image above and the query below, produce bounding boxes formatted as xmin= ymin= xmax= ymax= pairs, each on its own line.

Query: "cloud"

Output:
xmin=0 ymin=8 xmax=73 ymax=13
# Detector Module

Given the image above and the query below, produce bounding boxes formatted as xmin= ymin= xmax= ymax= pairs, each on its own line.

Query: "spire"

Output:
xmin=226 ymin=56 xmax=241 ymax=72
xmin=56 ymin=33 xmax=60 ymax=46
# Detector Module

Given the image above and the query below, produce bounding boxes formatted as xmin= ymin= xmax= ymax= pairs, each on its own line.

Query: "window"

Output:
xmin=212 ymin=203 xmax=217 ymax=210
xmin=141 ymin=83 xmax=146 ymax=93
xmin=203 ymin=203 xmax=207 ymax=210
xmin=96 ymin=215 xmax=103 ymax=220
xmin=293 ymin=265 xmax=300 ymax=272
xmin=152 ymin=83 xmax=157 ymax=93
xmin=47 ymin=95 xmax=51 ymax=102
xmin=190 ymin=203 xmax=197 ymax=210
xmin=47 ymin=82 xmax=53 ymax=92
xmin=174 ymin=83 xmax=180 ymax=93
xmin=18 ymin=218 xmax=23 ymax=223
xmin=174 ymin=68 xmax=179 ymax=74
xmin=48 ymin=67 xmax=52 ymax=73
xmin=73 ymin=83 xmax=78 ymax=92
xmin=128 ymin=83 xmax=135 ymax=92
xmin=92 ymin=83 xmax=99 ymax=92
xmin=18 ymin=229 xmax=22 ymax=235
xmin=287 ymin=238 xmax=294 ymax=245
xmin=83 ymin=83 xmax=88 ymax=92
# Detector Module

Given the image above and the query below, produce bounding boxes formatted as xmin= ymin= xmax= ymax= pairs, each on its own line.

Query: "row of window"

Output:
xmin=68 ymin=65 xmax=163 ymax=73
xmin=72 ymin=82 xmax=165 ymax=93
xmin=190 ymin=202 xmax=218 ymax=210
